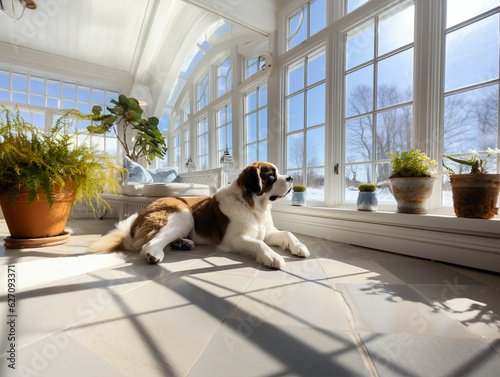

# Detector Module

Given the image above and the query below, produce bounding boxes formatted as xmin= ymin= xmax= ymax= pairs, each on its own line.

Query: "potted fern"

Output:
xmin=0 ymin=106 xmax=122 ymax=248
xmin=291 ymin=185 xmax=306 ymax=206
xmin=357 ymin=183 xmax=378 ymax=211
xmin=388 ymin=149 xmax=438 ymax=214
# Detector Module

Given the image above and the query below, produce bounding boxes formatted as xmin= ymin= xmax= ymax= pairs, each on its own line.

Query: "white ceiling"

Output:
xmin=0 ymin=0 xmax=279 ymax=111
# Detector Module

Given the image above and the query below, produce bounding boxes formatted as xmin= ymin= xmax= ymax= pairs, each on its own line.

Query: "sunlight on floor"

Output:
xmin=0 ymin=219 xmax=499 ymax=376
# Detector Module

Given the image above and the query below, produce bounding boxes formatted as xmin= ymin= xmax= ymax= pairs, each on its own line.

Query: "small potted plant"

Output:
xmin=388 ymin=149 xmax=438 ymax=214
xmin=443 ymin=148 xmax=500 ymax=219
xmin=0 ymin=106 xmax=122 ymax=248
xmin=291 ymin=185 xmax=306 ymax=206
xmin=357 ymin=183 xmax=378 ymax=211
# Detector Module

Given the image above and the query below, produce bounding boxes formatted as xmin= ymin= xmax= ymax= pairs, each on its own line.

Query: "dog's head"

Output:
xmin=237 ymin=162 xmax=293 ymax=203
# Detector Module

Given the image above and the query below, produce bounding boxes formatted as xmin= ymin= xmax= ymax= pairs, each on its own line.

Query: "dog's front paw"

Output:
xmin=141 ymin=246 xmax=164 ymax=264
xmin=259 ymin=251 xmax=285 ymax=269
xmin=147 ymin=252 xmax=163 ymax=264
xmin=291 ymin=243 xmax=310 ymax=258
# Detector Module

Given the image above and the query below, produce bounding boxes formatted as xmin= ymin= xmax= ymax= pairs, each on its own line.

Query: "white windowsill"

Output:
xmin=271 ymin=203 xmax=500 ymax=273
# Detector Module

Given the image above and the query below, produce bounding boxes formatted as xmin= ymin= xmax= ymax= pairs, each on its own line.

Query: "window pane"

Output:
xmin=345 ymin=164 xmax=372 ymax=202
xmin=12 ymin=92 xmax=27 ymax=103
xmin=247 ymin=91 xmax=257 ymax=112
xmin=289 ymin=7 xmax=308 ymax=49
xmin=159 ymin=114 xmax=169 ymax=132
xmin=346 ymin=65 xmax=374 ymax=118
xmin=447 ymin=0 xmax=500 ymax=28
xmin=0 ymin=89 xmax=8 ymax=101
xmin=287 ymin=92 xmax=304 ymax=132
xmin=347 ymin=0 xmax=370 ymax=14
xmin=376 ymin=105 xmax=412 ymax=160
xmin=63 ymin=83 xmax=76 ymax=99
xmin=92 ymin=89 xmax=105 ymax=104
xmin=288 ymin=132 xmax=304 ymax=169
xmin=247 ymin=143 xmax=257 ymax=165
xmin=306 ymin=168 xmax=324 ymax=201
xmin=227 ymin=123 xmax=233 ymax=148
xmin=308 ymin=52 xmax=326 ymax=85
xmin=307 ymin=83 xmax=325 ymax=127
xmin=307 ymin=127 xmax=325 ymax=167
xmin=259 ymin=86 xmax=268 ymax=106
xmin=12 ymin=73 xmax=27 ymax=92
xmin=218 ymin=126 xmax=226 ymax=150
xmin=445 ymin=15 xmax=499 ymax=92
xmin=259 ymin=141 xmax=267 ymax=162
xmin=288 ymin=62 xmax=305 ymax=94
xmin=377 ymin=48 xmax=413 ymax=109
xmin=32 ymin=113 xmax=45 ymax=129
xmin=62 ymin=100 xmax=75 ymax=109
xmin=47 ymin=97 xmax=60 ymax=109
xmin=259 ymin=108 xmax=267 ymax=140
xmin=378 ymin=6 xmax=414 ymax=56
xmin=218 ymin=107 xmax=226 ymax=126
xmin=29 ymin=76 xmax=45 ymax=94
xmin=345 ymin=115 xmax=373 ymax=163
xmin=376 ymin=163 xmax=395 ymax=204
xmin=289 ymin=170 xmax=304 ymax=187
xmin=106 ymin=91 xmax=118 ymax=105
xmin=47 ymin=79 xmax=60 ymax=97
xmin=29 ymin=94 xmax=44 ymax=106
xmin=346 ymin=24 xmax=374 ymax=69
xmin=0 ymin=70 xmax=9 ymax=88
xmin=78 ymin=102 xmax=90 ymax=114
xmin=78 ymin=86 xmax=91 ymax=102
xmin=227 ymin=105 xmax=232 ymax=122
xmin=106 ymin=137 xmax=118 ymax=156
xmin=247 ymin=113 xmax=257 ymax=143
xmin=310 ymin=0 xmax=326 ymax=36
xmin=443 ymin=85 xmax=498 ymax=154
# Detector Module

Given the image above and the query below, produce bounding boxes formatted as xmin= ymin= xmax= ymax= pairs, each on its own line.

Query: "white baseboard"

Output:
xmin=272 ymin=205 xmax=500 ymax=273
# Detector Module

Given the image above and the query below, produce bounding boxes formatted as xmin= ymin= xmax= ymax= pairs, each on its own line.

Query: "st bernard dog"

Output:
xmin=89 ymin=162 xmax=309 ymax=268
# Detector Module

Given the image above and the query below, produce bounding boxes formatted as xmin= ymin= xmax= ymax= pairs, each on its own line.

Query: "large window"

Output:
xmin=244 ymin=86 xmax=268 ymax=165
xmin=173 ymin=134 xmax=181 ymax=169
xmin=287 ymin=0 xmax=327 ymax=51
xmin=0 ymin=68 xmax=119 ymax=156
xmin=217 ymin=104 xmax=232 ymax=166
xmin=198 ymin=117 xmax=209 ymax=170
xmin=441 ymin=1 xmax=500 ymax=206
xmin=285 ymin=50 xmax=326 ymax=201
xmin=343 ymin=5 xmax=414 ymax=204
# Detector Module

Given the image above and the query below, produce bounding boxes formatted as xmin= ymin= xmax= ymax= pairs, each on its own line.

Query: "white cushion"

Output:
xmin=121 ymin=182 xmax=211 ymax=197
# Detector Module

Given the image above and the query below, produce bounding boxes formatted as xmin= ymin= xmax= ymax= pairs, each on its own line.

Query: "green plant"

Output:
xmin=389 ymin=149 xmax=437 ymax=178
xmin=443 ymin=148 xmax=500 ymax=175
xmin=358 ymin=183 xmax=377 ymax=192
xmin=69 ymin=94 xmax=167 ymax=165
xmin=0 ymin=106 xmax=122 ymax=213
xmin=293 ymin=185 xmax=306 ymax=192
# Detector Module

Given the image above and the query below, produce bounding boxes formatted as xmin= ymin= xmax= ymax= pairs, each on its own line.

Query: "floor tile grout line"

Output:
xmin=317 ymin=259 xmax=380 ymax=377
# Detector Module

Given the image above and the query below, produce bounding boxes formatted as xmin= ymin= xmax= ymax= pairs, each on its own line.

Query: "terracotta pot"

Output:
xmin=389 ymin=177 xmax=436 ymax=214
xmin=0 ymin=184 xmax=74 ymax=238
xmin=449 ymin=174 xmax=500 ymax=219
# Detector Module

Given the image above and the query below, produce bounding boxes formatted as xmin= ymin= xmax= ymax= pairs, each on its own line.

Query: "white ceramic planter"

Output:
xmin=389 ymin=177 xmax=436 ymax=214
xmin=291 ymin=191 xmax=306 ymax=206
xmin=357 ymin=191 xmax=378 ymax=211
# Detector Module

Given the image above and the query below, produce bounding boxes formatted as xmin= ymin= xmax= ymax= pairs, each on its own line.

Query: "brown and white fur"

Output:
xmin=89 ymin=162 xmax=309 ymax=268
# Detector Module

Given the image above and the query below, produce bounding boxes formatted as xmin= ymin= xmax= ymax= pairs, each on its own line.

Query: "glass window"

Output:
xmin=244 ymin=86 xmax=268 ymax=165
xmin=287 ymin=0 xmax=327 ymax=51
xmin=184 ymin=129 xmax=191 ymax=167
xmin=285 ymin=49 xmax=326 ymax=202
xmin=197 ymin=73 xmax=209 ymax=111
xmin=346 ymin=0 xmax=370 ymax=14
xmin=173 ymin=134 xmax=182 ymax=169
xmin=344 ymin=5 xmax=414 ymax=204
xmin=198 ymin=118 xmax=209 ymax=170
xmin=217 ymin=104 xmax=232 ymax=165
xmin=217 ymin=58 xmax=231 ymax=97
xmin=246 ymin=56 xmax=266 ymax=79
xmin=442 ymin=2 xmax=500 ymax=206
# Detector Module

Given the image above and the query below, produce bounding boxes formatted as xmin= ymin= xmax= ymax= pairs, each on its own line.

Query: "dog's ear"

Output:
xmin=237 ymin=162 xmax=262 ymax=193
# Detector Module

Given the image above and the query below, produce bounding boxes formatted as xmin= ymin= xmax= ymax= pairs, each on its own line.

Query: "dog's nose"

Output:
xmin=286 ymin=176 xmax=293 ymax=182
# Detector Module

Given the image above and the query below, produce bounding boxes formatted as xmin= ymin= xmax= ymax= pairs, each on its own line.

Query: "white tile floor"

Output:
xmin=1 ymin=218 xmax=499 ymax=377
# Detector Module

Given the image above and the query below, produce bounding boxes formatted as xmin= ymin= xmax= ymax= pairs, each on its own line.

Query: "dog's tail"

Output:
xmin=87 ymin=214 xmax=138 ymax=254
